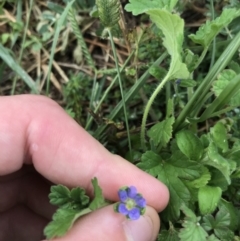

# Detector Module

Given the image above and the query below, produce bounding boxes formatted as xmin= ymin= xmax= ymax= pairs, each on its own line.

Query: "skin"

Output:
xmin=0 ymin=95 xmax=169 ymax=241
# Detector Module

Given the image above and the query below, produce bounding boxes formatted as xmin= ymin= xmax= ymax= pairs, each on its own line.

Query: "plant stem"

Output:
xmin=210 ymin=0 xmax=216 ymax=69
xmin=141 ymin=72 xmax=171 ymax=150
xmin=173 ymin=31 xmax=240 ymax=132
xmin=107 ymin=29 xmax=132 ymax=156
xmin=94 ymin=52 xmax=168 ymax=138
xmin=85 ymin=51 xmax=134 ymax=130
xmin=11 ymin=0 xmax=33 ymax=95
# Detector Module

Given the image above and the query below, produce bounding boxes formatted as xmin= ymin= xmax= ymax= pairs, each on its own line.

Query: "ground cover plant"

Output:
xmin=1 ymin=0 xmax=240 ymax=240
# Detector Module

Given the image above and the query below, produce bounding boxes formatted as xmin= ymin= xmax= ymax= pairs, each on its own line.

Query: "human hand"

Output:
xmin=0 ymin=95 xmax=169 ymax=241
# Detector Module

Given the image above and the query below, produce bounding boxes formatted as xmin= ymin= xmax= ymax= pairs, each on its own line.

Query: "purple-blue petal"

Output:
xmin=128 ymin=207 xmax=141 ymax=220
xmin=127 ymin=186 xmax=137 ymax=198
xmin=118 ymin=203 xmax=129 ymax=215
xmin=118 ymin=189 xmax=128 ymax=202
xmin=134 ymin=195 xmax=146 ymax=208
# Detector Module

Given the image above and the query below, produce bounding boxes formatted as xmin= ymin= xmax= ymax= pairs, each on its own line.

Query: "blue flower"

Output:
xmin=114 ymin=186 xmax=146 ymax=220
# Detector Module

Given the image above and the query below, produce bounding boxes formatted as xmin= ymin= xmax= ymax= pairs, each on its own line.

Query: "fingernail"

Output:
xmin=122 ymin=215 xmax=154 ymax=241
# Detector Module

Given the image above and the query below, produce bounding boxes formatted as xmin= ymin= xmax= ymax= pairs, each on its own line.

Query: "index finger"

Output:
xmin=0 ymin=95 xmax=169 ymax=212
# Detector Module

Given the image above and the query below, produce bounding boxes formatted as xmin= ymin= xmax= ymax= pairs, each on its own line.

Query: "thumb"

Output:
xmin=43 ymin=205 xmax=160 ymax=241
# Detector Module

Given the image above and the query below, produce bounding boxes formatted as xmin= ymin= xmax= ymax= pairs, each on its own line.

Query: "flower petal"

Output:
xmin=118 ymin=189 xmax=128 ymax=202
xmin=134 ymin=195 xmax=146 ymax=208
xmin=128 ymin=207 xmax=141 ymax=220
xmin=127 ymin=186 xmax=137 ymax=198
xmin=118 ymin=203 xmax=129 ymax=215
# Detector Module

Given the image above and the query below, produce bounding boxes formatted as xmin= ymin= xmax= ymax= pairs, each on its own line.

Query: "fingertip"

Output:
xmin=43 ymin=205 xmax=160 ymax=241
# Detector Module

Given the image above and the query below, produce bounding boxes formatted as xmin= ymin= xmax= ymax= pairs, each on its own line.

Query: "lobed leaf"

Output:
xmin=139 ymin=151 xmax=205 ymax=220
xmin=158 ymin=222 xmax=179 ymax=241
xmin=204 ymin=142 xmax=236 ymax=184
xmin=148 ymin=117 xmax=175 ymax=147
xmin=49 ymin=185 xmax=71 ymax=207
xmin=147 ymin=9 xmax=189 ymax=79
xmin=179 ymin=205 xmax=208 ymax=241
xmin=89 ymin=177 xmax=106 ymax=210
xmin=189 ymin=8 xmax=240 ymax=48
xmin=44 ymin=208 xmax=91 ymax=239
xmin=212 ymin=69 xmax=240 ymax=107
xmin=125 ymin=0 xmax=178 ymax=16
xmin=202 ymin=207 xmax=233 ymax=240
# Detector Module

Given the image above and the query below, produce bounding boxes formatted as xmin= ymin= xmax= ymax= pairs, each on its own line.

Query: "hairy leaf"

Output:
xmin=148 ymin=117 xmax=174 ymax=147
xmin=125 ymin=0 xmax=178 ymax=15
xmin=212 ymin=69 xmax=240 ymax=107
xmin=189 ymin=8 xmax=240 ymax=48
xmin=202 ymin=207 xmax=233 ymax=240
xmin=49 ymin=185 xmax=90 ymax=209
xmin=218 ymin=199 xmax=239 ymax=231
xmin=89 ymin=177 xmax=106 ymax=210
xmin=139 ymin=151 xmax=204 ymax=220
xmin=44 ymin=208 xmax=91 ymax=239
xmin=147 ymin=9 xmax=189 ymax=79
xmin=158 ymin=222 xmax=179 ymax=241
xmin=49 ymin=185 xmax=71 ymax=207
xmin=179 ymin=205 xmax=208 ymax=241
xmin=204 ymin=142 xmax=236 ymax=184
xmin=187 ymin=167 xmax=211 ymax=189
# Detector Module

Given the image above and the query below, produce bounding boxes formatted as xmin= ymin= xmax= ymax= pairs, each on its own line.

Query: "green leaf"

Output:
xmin=125 ymin=0 xmax=178 ymax=15
xmin=198 ymin=186 xmax=222 ymax=215
xmin=44 ymin=208 xmax=91 ymax=239
xmin=202 ymin=207 xmax=233 ymax=240
xmin=176 ymin=130 xmax=203 ymax=161
xmin=207 ymin=235 xmax=220 ymax=241
xmin=189 ymin=8 xmax=240 ymax=48
xmin=210 ymin=122 xmax=228 ymax=152
xmin=179 ymin=205 xmax=208 ymax=241
xmin=139 ymin=151 xmax=204 ymax=220
xmin=204 ymin=141 xmax=236 ymax=184
xmin=148 ymin=117 xmax=175 ymax=147
xmin=158 ymin=222 xmax=179 ymax=241
xmin=49 ymin=185 xmax=71 ymax=207
xmin=187 ymin=167 xmax=211 ymax=189
xmin=183 ymin=49 xmax=199 ymax=72
xmin=137 ymin=150 xmax=161 ymax=172
xmin=212 ymin=69 xmax=240 ymax=107
xmin=218 ymin=199 xmax=239 ymax=231
xmin=49 ymin=185 xmax=90 ymax=209
xmin=89 ymin=177 xmax=106 ymax=210
xmin=179 ymin=79 xmax=197 ymax=88
xmin=0 ymin=44 xmax=38 ymax=93
xmin=70 ymin=187 xmax=90 ymax=209
xmin=208 ymin=169 xmax=229 ymax=192
xmin=147 ymin=9 xmax=189 ymax=79
xmin=212 ymin=69 xmax=237 ymax=96
xmin=149 ymin=66 xmax=167 ymax=80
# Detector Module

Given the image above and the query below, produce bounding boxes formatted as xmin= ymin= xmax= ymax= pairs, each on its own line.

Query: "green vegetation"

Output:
xmin=1 ymin=0 xmax=240 ymax=240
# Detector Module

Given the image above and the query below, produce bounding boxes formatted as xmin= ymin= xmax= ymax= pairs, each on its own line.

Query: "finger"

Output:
xmin=0 ymin=95 xmax=169 ymax=211
xmin=0 ymin=168 xmax=55 ymax=219
xmin=42 ymin=205 xmax=160 ymax=241
xmin=0 ymin=204 xmax=48 ymax=241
